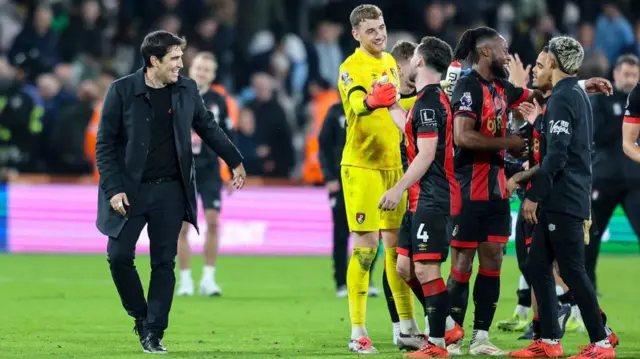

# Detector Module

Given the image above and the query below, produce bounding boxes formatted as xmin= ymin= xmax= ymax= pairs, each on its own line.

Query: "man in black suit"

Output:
xmin=95 ymin=30 xmax=245 ymax=354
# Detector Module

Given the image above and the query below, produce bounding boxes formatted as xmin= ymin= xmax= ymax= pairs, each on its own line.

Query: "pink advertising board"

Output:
xmin=7 ymin=184 xmax=336 ymax=255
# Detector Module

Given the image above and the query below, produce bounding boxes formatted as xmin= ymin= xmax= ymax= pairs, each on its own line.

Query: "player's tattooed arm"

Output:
xmin=511 ymin=164 xmax=540 ymax=185
xmin=453 ymin=116 xmax=525 ymax=151
xmin=622 ymin=122 xmax=640 ymax=163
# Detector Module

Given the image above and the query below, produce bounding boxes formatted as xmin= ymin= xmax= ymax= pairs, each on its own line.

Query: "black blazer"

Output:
xmin=95 ymin=68 xmax=243 ymax=237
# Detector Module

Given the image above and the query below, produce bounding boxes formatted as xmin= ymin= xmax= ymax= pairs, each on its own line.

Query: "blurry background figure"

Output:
xmin=589 ymin=54 xmax=640 ymax=292
xmin=177 ymin=52 xmax=234 ymax=297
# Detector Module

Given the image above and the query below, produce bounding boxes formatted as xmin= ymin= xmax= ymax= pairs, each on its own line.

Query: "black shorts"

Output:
xmin=195 ymin=165 xmax=223 ymax=211
xmin=451 ymin=200 xmax=511 ymax=249
xmin=397 ymin=211 xmax=413 ymax=257
xmin=397 ymin=210 xmax=451 ymax=263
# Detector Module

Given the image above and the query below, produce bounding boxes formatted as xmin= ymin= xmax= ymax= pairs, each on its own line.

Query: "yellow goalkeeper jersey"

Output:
xmin=338 ymin=48 xmax=402 ymax=170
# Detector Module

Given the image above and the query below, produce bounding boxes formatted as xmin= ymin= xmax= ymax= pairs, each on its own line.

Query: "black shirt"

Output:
xmin=527 ymin=77 xmax=592 ymax=219
xmin=318 ymin=102 xmax=346 ymax=182
xmin=405 ymin=84 xmax=460 ymax=215
xmin=142 ymin=85 xmax=179 ymax=181
xmin=591 ymin=89 xmax=640 ymax=179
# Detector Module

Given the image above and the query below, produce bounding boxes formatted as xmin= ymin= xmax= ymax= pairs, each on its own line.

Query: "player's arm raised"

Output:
xmin=452 ymin=77 xmax=524 ymax=151
xmin=339 ymin=65 xmax=397 ymax=116
xmin=388 ymin=102 xmax=407 ymax=130
xmin=379 ymin=106 xmax=439 ymax=211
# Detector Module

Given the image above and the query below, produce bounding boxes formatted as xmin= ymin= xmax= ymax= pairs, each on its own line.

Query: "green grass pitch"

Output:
xmin=0 ymin=254 xmax=639 ymax=358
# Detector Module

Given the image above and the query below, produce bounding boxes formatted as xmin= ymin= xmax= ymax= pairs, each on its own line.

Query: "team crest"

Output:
xmin=356 ymin=212 xmax=366 ymax=224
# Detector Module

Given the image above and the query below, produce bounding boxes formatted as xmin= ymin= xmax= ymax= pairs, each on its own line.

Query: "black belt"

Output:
xmin=142 ymin=175 xmax=180 ymax=184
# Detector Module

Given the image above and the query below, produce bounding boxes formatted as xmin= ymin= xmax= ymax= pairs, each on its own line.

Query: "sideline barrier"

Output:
xmin=2 ymin=184 xmax=638 ymax=254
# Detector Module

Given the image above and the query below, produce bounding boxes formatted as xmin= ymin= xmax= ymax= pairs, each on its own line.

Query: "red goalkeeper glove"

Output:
xmin=364 ymin=82 xmax=397 ymax=110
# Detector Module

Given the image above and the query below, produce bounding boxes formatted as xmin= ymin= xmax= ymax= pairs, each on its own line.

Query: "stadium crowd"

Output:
xmin=0 ymin=0 xmax=640 ymax=183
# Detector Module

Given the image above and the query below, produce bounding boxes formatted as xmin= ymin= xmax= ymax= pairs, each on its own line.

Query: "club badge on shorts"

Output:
xmin=356 ymin=212 xmax=366 ymax=224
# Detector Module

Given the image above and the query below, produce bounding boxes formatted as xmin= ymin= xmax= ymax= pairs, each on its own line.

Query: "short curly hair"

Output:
xmin=548 ymin=36 xmax=584 ymax=75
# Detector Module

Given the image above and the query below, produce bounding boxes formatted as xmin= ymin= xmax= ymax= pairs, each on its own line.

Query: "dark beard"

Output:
xmin=490 ymin=60 xmax=508 ymax=79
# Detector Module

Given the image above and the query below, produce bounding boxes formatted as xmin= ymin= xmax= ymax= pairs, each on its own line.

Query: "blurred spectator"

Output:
xmin=578 ymin=22 xmax=609 ymax=79
xmin=246 ymin=72 xmax=294 ymax=177
xmin=58 ymin=0 xmax=106 ymax=63
xmin=309 ymin=20 xmax=343 ymax=88
xmin=8 ymin=5 xmax=60 ymax=82
xmin=419 ymin=1 xmax=457 ymax=47
xmin=235 ymin=107 xmax=263 ymax=175
xmin=595 ymin=0 xmax=635 ymax=66
xmin=45 ymin=80 xmax=98 ymax=174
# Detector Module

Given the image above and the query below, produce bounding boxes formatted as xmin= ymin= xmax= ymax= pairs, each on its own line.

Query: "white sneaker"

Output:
xmin=392 ymin=322 xmax=401 ymax=345
xmin=348 ymin=337 xmax=378 ymax=354
xmin=447 ymin=339 xmax=463 ymax=356
xmin=177 ymin=277 xmax=194 ymax=296
xmin=468 ymin=339 xmax=507 ymax=356
xmin=199 ymin=279 xmax=221 ymax=296
xmin=368 ymin=284 xmax=380 ymax=297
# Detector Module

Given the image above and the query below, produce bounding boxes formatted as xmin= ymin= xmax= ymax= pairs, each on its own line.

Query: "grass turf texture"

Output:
xmin=0 ymin=254 xmax=639 ymax=358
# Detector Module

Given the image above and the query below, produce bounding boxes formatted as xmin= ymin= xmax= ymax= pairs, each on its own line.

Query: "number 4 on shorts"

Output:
xmin=417 ymin=223 xmax=429 ymax=242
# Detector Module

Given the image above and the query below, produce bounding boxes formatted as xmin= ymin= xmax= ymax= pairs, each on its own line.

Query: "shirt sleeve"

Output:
xmin=318 ymin=104 xmax=341 ymax=181
xmin=502 ymin=79 xmax=530 ymax=109
xmin=451 ymin=75 xmax=483 ymax=122
xmin=338 ymin=63 xmax=370 ymax=115
xmin=527 ymin=96 xmax=573 ymax=202
xmin=412 ymin=94 xmax=440 ymax=138
xmin=624 ymin=85 xmax=640 ymax=123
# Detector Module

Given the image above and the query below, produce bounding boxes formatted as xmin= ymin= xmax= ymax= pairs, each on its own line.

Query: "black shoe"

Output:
xmin=134 ymin=318 xmax=147 ymax=344
xmin=518 ymin=323 xmax=534 ymax=340
xmin=557 ymin=304 xmax=571 ymax=338
xmin=142 ymin=333 xmax=167 ymax=354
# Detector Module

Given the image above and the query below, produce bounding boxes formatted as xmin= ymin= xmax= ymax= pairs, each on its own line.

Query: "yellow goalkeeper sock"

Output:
xmin=347 ymin=246 xmax=377 ymax=331
xmin=385 ymin=248 xmax=415 ymax=322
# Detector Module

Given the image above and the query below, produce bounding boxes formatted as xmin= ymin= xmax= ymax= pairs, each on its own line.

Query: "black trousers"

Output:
xmin=330 ymin=188 xmax=350 ymax=288
xmin=528 ymin=209 xmax=606 ymax=342
xmin=107 ymin=180 xmax=186 ymax=334
xmin=588 ymin=179 xmax=640 ymax=290
xmin=330 ymin=187 xmax=377 ymax=288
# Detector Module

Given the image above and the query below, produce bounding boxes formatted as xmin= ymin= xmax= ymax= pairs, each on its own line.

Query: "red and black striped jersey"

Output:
xmin=405 ymin=84 xmax=461 ymax=215
xmin=451 ymin=71 xmax=530 ymax=202
xmin=624 ymin=83 xmax=640 ymax=123
xmin=525 ymin=97 xmax=548 ymax=191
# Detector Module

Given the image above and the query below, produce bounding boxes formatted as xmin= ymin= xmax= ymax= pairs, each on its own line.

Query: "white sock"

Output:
xmin=400 ymin=318 xmax=420 ymax=335
xmin=429 ymin=337 xmax=446 ymax=348
xmin=392 ymin=322 xmax=400 ymax=333
xmin=351 ymin=326 xmax=368 ymax=340
xmin=202 ymin=265 xmax=215 ymax=279
xmin=180 ymin=269 xmax=192 ymax=281
xmin=515 ymin=304 xmax=530 ymax=319
xmin=445 ymin=316 xmax=456 ymax=331
xmin=471 ymin=329 xmax=488 ymax=344
xmin=555 ymin=285 xmax=565 ymax=296
xmin=595 ymin=338 xmax=611 ymax=348
xmin=518 ymin=275 xmax=529 ymax=290
xmin=542 ymin=338 xmax=559 ymax=345
xmin=424 ymin=315 xmax=430 ymax=336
